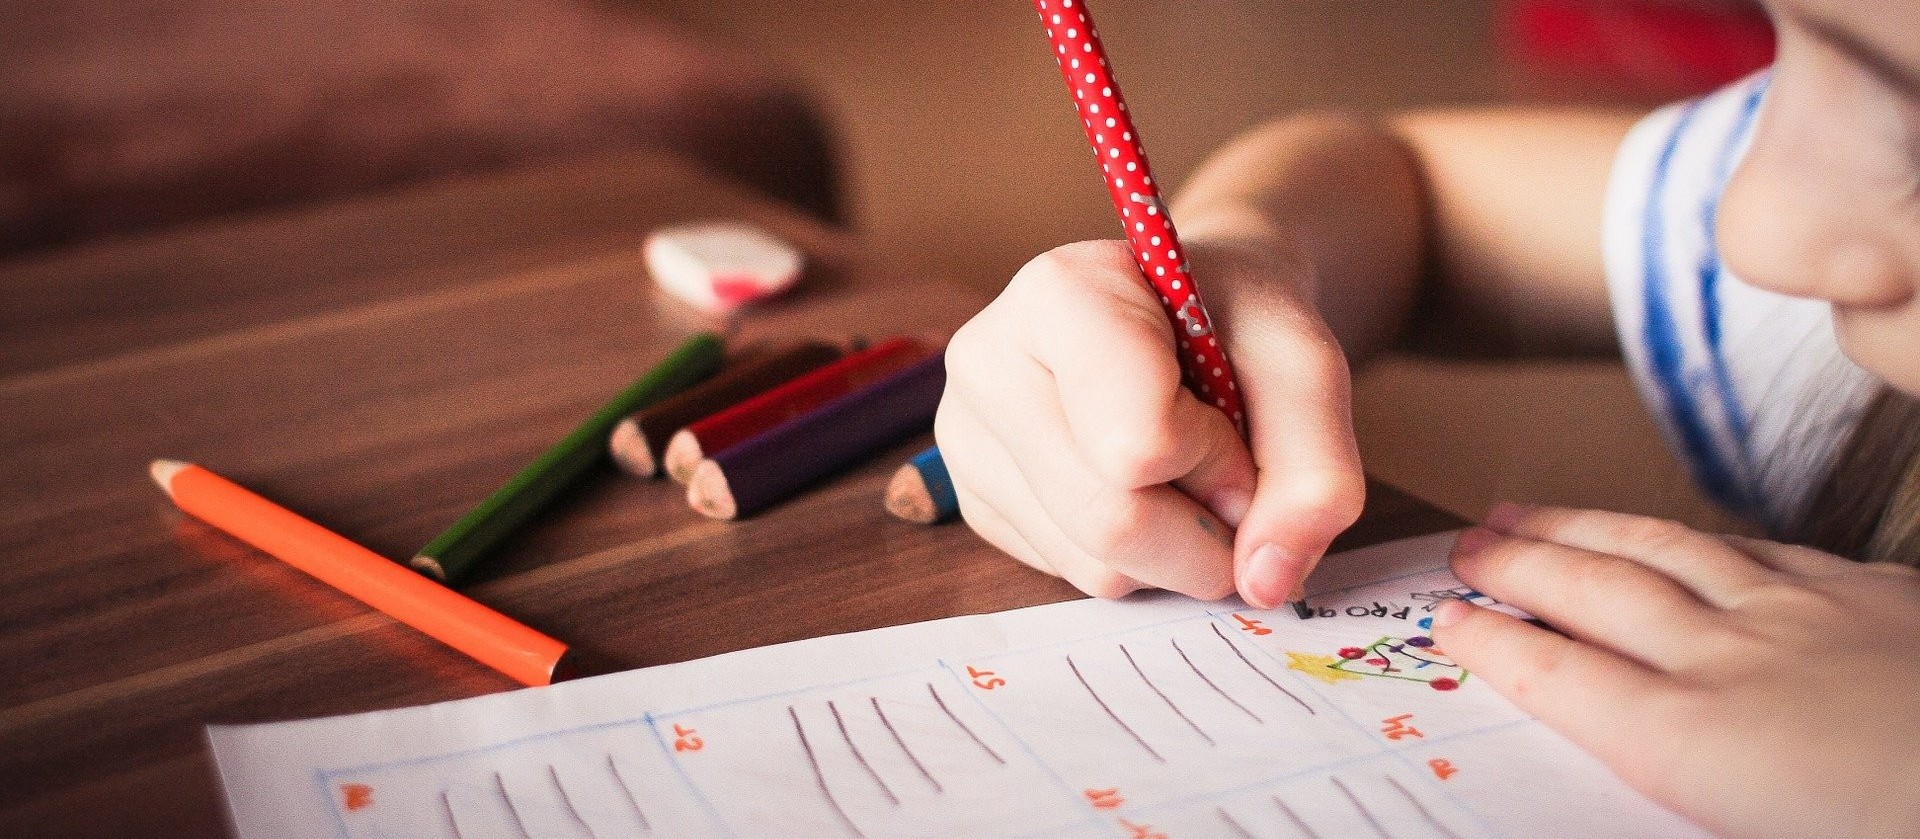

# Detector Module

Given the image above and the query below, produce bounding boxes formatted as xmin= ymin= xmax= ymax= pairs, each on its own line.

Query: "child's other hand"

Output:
xmin=935 ymin=238 xmax=1364 ymax=606
xmin=1435 ymin=505 xmax=1920 ymax=839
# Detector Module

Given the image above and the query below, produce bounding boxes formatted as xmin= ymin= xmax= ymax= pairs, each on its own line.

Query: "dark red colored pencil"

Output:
xmin=609 ymin=341 xmax=844 ymax=477
xmin=662 ymin=337 xmax=927 ymax=483
xmin=688 ymin=353 xmax=946 ymax=519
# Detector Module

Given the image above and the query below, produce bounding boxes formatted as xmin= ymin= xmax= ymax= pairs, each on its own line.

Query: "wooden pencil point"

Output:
xmin=415 ymin=332 xmax=725 ymax=582
xmin=884 ymin=464 xmax=937 ymax=524
xmin=687 ymin=460 xmax=738 ymax=520
xmin=410 ymin=555 xmax=449 ymax=581
xmin=608 ymin=417 xmax=658 ymax=478
xmin=663 ymin=430 xmax=704 ymax=484
xmin=148 ymin=458 xmax=189 ymax=495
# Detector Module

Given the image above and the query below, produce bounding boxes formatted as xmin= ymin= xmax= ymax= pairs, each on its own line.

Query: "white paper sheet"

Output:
xmin=208 ymin=531 xmax=1706 ymax=838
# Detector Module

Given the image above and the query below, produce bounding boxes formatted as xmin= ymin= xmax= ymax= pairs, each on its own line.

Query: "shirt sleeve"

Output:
xmin=1600 ymin=71 xmax=1881 ymax=532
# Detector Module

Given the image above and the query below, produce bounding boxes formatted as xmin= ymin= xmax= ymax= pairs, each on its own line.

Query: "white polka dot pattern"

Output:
xmin=1032 ymin=0 xmax=1246 ymax=431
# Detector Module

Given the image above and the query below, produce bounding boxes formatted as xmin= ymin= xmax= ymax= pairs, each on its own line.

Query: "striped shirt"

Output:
xmin=1602 ymin=72 xmax=1881 ymax=532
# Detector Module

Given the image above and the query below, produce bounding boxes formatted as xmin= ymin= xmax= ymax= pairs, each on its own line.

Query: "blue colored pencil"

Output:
xmin=885 ymin=446 xmax=959 ymax=524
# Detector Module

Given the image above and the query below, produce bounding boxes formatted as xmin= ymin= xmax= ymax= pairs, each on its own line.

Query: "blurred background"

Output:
xmin=2 ymin=0 xmax=1774 ymax=530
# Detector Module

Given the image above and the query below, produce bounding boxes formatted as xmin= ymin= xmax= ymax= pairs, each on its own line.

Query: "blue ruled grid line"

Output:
xmin=645 ymin=710 xmax=735 ymax=838
xmin=1201 ymin=610 xmax=1513 ymax=839
xmin=313 ymin=552 xmax=1513 ymax=838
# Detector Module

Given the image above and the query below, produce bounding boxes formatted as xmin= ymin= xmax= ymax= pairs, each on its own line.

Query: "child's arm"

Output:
xmin=1173 ymin=108 xmax=1636 ymax=359
xmin=937 ymin=109 xmax=1637 ymax=606
xmin=1436 ymin=505 xmax=1920 ymax=839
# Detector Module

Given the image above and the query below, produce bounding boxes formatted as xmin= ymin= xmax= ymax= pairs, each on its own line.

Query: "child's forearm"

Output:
xmin=1173 ymin=113 xmax=1425 ymax=361
xmin=1173 ymin=109 xmax=1638 ymax=360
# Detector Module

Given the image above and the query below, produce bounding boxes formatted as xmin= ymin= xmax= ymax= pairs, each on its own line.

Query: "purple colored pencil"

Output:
xmin=688 ymin=353 xmax=945 ymax=519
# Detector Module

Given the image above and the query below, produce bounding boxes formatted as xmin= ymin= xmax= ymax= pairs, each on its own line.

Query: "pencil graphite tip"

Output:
xmin=149 ymin=459 xmax=190 ymax=495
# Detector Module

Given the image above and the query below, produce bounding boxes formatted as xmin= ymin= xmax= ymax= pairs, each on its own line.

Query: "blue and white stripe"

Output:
xmin=1603 ymin=73 xmax=1880 ymax=532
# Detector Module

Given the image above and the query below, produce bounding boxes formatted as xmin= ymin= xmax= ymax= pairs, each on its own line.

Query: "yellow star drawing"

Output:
xmin=1287 ymin=651 xmax=1362 ymax=685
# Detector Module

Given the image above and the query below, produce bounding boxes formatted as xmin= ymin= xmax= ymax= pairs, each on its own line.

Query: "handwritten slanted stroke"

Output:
xmin=1210 ymin=623 xmax=1315 ymax=714
xmin=1066 ymin=654 xmax=1165 ymax=763
xmin=1385 ymin=775 xmax=1463 ymax=839
xmin=791 ymin=705 xmax=865 ymax=838
xmin=871 ymin=696 xmax=943 ymax=794
xmin=1171 ymin=637 xmax=1262 ymax=723
xmin=605 ymin=754 xmax=653 ymax=832
xmin=828 ymin=700 xmax=900 ymax=805
xmin=1217 ymin=807 xmax=1256 ymax=839
xmin=442 ymin=789 xmax=467 ymax=839
xmin=1330 ymin=776 xmax=1391 ymax=839
xmin=927 ymin=682 xmax=1004 ymax=764
xmin=496 ymin=771 xmax=532 ymax=839
xmin=1119 ymin=643 xmax=1214 ymax=746
xmin=1273 ymin=794 xmax=1323 ymax=839
xmin=549 ymin=765 xmax=597 ymax=839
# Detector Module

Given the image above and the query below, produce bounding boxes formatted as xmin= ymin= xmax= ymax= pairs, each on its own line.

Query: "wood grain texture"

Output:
xmin=0 ymin=149 xmax=1460 ymax=837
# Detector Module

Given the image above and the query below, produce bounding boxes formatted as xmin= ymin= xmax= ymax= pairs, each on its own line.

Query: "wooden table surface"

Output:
xmin=0 ymin=150 xmax=1461 ymax=837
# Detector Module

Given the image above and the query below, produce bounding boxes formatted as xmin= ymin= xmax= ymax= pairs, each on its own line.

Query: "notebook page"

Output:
xmin=207 ymin=531 xmax=1705 ymax=838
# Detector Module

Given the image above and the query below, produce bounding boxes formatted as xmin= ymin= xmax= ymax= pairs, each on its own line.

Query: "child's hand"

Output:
xmin=1435 ymin=505 xmax=1920 ymax=839
xmin=936 ymin=238 xmax=1364 ymax=606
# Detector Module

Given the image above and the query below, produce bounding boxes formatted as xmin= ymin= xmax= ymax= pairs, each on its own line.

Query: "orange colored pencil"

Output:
xmin=150 ymin=460 xmax=572 ymax=687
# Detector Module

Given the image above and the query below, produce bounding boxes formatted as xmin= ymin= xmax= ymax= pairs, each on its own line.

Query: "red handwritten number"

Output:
xmin=1233 ymin=613 xmax=1273 ymax=635
xmin=1118 ymin=818 xmax=1167 ymax=839
xmin=340 ymin=783 xmax=373 ymax=811
xmin=1381 ymin=713 xmax=1424 ymax=741
xmin=1085 ymin=788 xmax=1124 ymax=810
xmin=1429 ymin=758 xmax=1459 ymax=780
xmin=967 ymin=665 xmax=1006 ymax=690
xmin=673 ymin=723 xmax=704 ymax=752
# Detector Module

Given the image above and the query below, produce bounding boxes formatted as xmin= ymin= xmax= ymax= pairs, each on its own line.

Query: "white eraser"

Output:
xmin=644 ymin=221 xmax=805 ymax=312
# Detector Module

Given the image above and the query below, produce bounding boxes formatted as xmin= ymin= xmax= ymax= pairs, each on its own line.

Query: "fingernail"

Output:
xmin=1452 ymin=526 xmax=1500 ymax=559
xmin=1209 ymin=488 xmax=1252 ymax=529
xmin=1432 ymin=598 xmax=1473 ymax=628
xmin=1240 ymin=543 xmax=1294 ymax=609
xmin=1484 ymin=502 xmax=1532 ymax=533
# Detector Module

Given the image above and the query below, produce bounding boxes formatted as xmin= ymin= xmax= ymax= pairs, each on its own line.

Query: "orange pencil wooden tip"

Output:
xmin=150 ymin=459 xmax=573 ymax=687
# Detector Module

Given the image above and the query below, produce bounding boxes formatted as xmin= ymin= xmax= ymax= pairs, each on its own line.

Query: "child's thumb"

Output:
xmin=1227 ymin=323 xmax=1366 ymax=610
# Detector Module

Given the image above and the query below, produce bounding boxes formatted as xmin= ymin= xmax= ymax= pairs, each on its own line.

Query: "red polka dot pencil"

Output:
xmin=1030 ymin=0 xmax=1245 ymax=430
xmin=1033 ymin=0 xmax=1311 ymax=619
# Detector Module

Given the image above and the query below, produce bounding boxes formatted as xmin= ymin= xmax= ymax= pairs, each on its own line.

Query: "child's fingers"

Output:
xmin=1225 ymin=297 xmax=1366 ymax=609
xmin=951 ymin=479 xmax=1147 ymax=599
xmin=981 ymin=367 xmax=1237 ymax=600
xmin=1485 ymin=504 xmax=1777 ymax=608
xmin=937 ymin=400 xmax=1156 ymax=599
xmin=1717 ymin=534 xmax=1866 ymax=577
xmin=1018 ymin=241 xmax=1258 ymax=516
xmin=1449 ymin=528 xmax=1736 ymax=669
xmin=1431 ymin=600 xmax=1687 ymax=789
xmin=949 ymin=481 xmax=1057 ymax=577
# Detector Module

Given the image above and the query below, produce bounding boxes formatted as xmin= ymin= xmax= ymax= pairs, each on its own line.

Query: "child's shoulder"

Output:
xmin=1610 ymin=72 xmax=1771 ymax=220
xmin=1600 ymin=71 xmax=1881 ymax=532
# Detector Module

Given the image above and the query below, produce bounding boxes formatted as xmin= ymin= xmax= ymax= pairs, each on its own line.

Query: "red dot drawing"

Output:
xmin=1328 ymin=636 xmax=1472 ymax=688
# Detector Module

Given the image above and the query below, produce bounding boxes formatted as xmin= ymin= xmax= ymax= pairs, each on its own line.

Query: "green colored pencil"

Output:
xmin=412 ymin=332 xmax=725 ymax=581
